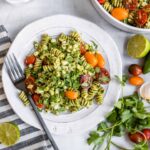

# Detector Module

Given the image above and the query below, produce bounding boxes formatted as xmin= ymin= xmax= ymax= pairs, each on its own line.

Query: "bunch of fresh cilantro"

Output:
xmin=87 ymin=76 xmax=150 ymax=150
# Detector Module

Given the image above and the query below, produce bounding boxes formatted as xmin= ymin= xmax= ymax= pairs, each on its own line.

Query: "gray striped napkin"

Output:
xmin=0 ymin=25 xmax=53 ymax=150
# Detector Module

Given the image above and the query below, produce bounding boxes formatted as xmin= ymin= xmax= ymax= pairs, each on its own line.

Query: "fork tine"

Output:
xmin=5 ymin=57 xmax=15 ymax=82
xmin=12 ymin=53 xmax=24 ymax=76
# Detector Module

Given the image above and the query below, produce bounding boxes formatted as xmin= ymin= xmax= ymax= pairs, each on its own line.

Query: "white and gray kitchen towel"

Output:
xmin=0 ymin=25 xmax=53 ymax=150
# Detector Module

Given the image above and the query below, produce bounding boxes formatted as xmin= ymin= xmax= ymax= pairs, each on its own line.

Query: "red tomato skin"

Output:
xmin=98 ymin=0 xmax=105 ymax=4
xmin=36 ymin=103 xmax=44 ymax=109
xmin=123 ymin=0 xmax=138 ymax=10
xmin=128 ymin=64 xmax=142 ymax=76
xmin=25 ymin=55 xmax=36 ymax=65
xmin=32 ymin=94 xmax=40 ymax=103
xmin=135 ymin=10 xmax=148 ymax=27
xmin=128 ymin=132 xmax=145 ymax=143
xmin=142 ymin=129 xmax=150 ymax=140
xmin=25 ymin=76 xmax=35 ymax=85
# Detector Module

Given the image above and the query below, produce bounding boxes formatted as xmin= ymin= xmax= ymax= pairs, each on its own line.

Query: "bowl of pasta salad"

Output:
xmin=91 ymin=0 xmax=150 ymax=33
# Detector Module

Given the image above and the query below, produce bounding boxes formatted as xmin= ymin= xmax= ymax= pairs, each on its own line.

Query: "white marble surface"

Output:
xmin=0 ymin=0 xmax=149 ymax=150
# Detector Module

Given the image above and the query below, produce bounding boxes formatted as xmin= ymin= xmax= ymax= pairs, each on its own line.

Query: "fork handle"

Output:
xmin=27 ymin=95 xmax=59 ymax=150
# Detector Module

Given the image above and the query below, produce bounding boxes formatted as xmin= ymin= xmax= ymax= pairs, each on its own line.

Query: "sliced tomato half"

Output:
xmin=135 ymin=10 xmax=148 ymax=27
xmin=123 ymin=0 xmax=138 ymax=10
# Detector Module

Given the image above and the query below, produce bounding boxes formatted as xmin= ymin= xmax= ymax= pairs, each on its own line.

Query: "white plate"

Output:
xmin=2 ymin=15 xmax=122 ymax=135
xmin=91 ymin=0 xmax=150 ymax=33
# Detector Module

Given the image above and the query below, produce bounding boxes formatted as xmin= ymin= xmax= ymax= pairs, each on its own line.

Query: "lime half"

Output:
xmin=0 ymin=122 xmax=20 ymax=146
xmin=127 ymin=34 xmax=150 ymax=58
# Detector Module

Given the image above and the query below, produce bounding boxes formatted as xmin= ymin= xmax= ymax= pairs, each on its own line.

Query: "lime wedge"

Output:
xmin=127 ymin=34 xmax=150 ymax=58
xmin=0 ymin=122 xmax=20 ymax=146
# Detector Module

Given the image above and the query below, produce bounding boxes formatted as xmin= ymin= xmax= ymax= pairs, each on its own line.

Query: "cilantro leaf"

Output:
xmin=115 ymin=75 xmax=128 ymax=86
xmin=97 ymin=121 xmax=108 ymax=132
xmin=121 ymin=110 xmax=133 ymax=122
xmin=113 ymin=124 xmax=126 ymax=136
xmin=106 ymin=110 xmax=118 ymax=123
xmin=114 ymin=101 xmax=122 ymax=109
xmin=87 ymin=131 xmax=107 ymax=147
xmin=91 ymin=41 xmax=98 ymax=49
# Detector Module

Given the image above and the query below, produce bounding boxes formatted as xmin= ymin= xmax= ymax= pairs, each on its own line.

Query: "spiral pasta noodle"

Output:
xmin=19 ymin=91 xmax=29 ymax=106
xmin=95 ymin=86 xmax=104 ymax=104
xmin=103 ymin=2 xmax=113 ymax=12
xmin=111 ymin=0 xmax=123 ymax=8
xmin=87 ymin=82 xmax=99 ymax=100
xmin=34 ymin=59 xmax=42 ymax=71
xmin=43 ymin=65 xmax=54 ymax=72
xmin=70 ymin=31 xmax=81 ymax=42
xmin=25 ymin=68 xmax=31 ymax=77
xmin=37 ymin=34 xmax=51 ymax=51
xmin=127 ymin=11 xmax=136 ymax=25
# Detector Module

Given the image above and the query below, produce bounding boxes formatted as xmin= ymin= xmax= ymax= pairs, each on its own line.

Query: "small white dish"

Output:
xmin=140 ymin=82 xmax=150 ymax=100
xmin=2 ymin=15 xmax=122 ymax=135
xmin=91 ymin=0 xmax=150 ymax=33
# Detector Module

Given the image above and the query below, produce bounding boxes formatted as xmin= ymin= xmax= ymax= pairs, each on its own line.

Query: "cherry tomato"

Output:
xmin=98 ymin=0 xmax=105 ymax=4
xmin=65 ymin=91 xmax=78 ymax=100
xmin=80 ymin=43 xmax=86 ymax=55
xmin=129 ymin=76 xmax=144 ymax=86
xmin=135 ymin=10 xmax=148 ymax=27
xmin=80 ymin=74 xmax=93 ymax=89
xmin=25 ymin=55 xmax=36 ymax=65
xmin=128 ymin=64 xmax=142 ymax=76
xmin=95 ymin=53 xmax=105 ymax=68
xmin=111 ymin=8 xmax=128 ymax=21
xmin=142 ymin=129 xmax=150 ymax=140
xmin=128 ymin=132 xmax=145 ymax=143
xmin=25 ymin=76 xmax=35 ymax=85
xmin=32 ymin=94 xmax=40 ymax=103
xmin=84 ymin=52 xmax=98 ymax=67
xmin=123 ymin=0 xmax=138 ymax=10
xmin=143 ymin=4 xmax=150 ymax=13
xmin=95 ymin=68 xmax=110 ymax=84
xmin=36 ymin=103 xmax=44 ymax=109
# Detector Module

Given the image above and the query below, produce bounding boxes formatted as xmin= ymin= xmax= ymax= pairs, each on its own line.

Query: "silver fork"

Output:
xmin=5 ymin=53 xmax=59 ymax=150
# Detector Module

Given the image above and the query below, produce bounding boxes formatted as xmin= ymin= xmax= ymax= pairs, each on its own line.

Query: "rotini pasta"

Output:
xmin=103 ymin=2 xmax=113 ymax=13
xmin=18 ymin=91 xmax=29 ymax=106
xmin=21 ymin=31 xmax=109 ymax=114
xmin=34 ymin=59 xmax=42 ymax=71
xmin=127 ymin=11 xmax=136 ymax=25
xmin=95 ymin=86 xmax=104 ymax=104
xmin=87 ymin=82 xmax=99 ymax=100
xmin=111 ymin=0 xmax=123 ymax=8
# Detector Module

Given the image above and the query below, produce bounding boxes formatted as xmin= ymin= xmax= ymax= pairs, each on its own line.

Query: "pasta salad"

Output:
xmin=19 ymin=31 xmax=110 ymax=114
xmin=98 ymin=0 xmax=150 ymax=28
